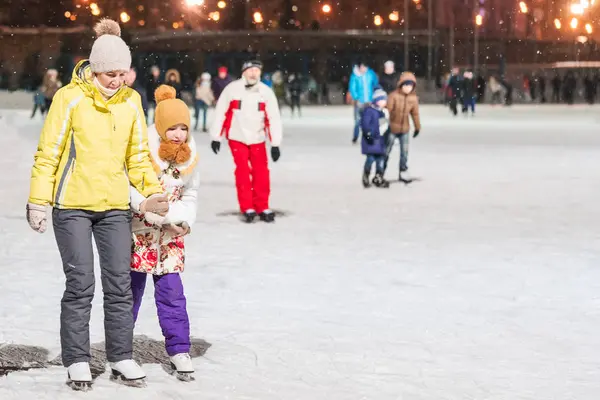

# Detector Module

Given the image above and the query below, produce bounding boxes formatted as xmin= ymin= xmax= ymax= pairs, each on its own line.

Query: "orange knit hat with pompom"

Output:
xmin=154 ymin=85 xmax=191 ymax=141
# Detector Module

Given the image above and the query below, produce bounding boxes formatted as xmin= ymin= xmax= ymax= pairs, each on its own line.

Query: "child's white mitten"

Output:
xmin=144 ymin=211 xmax=166 ymax=226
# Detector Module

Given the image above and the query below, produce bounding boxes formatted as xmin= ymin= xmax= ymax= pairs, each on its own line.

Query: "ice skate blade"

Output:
xmin=110 ymin=370 xmax=147 ymax=388
xmin=66 ymin=380 xmax=93 ymax=392
xmin=174 ymin=371 xmax=195 ymax=382
xmin=165 ymin=363 xmax=195 ymax=382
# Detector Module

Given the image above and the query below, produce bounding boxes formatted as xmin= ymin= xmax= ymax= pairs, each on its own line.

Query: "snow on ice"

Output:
xmin=1 ymin=105 xmax=600 ymax=399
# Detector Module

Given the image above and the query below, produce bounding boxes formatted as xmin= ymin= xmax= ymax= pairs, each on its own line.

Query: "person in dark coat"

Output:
xmin=380 ymin=60 xmax=399 ymax=94
xmin=563 ymin=71 xmax=576 ymax=105
xmin=211 ymin=66 xmax=233 ymax=101
xmin=551 ymin=72 xmax=562 ymax=103
xmin=529 ymin=74 xmax=538 ymax=101
xmin=461 ymin=70 xmax=476 ymax=114
xmin=476 ymin=74 xmax=486 ymax=103
xmin=447 ymin=68 xmax=462 ymax=116
xmin=583 ymin=73 xmax=596 ymax=104
xmin=146 ymin=65 xmax=162 ymax=122
xmin=539 ymin=74 xmax=547 ymax=103
xmin=360 ymin=88 xmax=390 ymax=188
xmin=288 ymin=74 xmax=303 ymax=117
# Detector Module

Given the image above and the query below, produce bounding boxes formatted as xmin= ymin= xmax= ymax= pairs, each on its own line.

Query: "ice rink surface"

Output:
xmin=1 ymin=104 xmax=600 ymax=399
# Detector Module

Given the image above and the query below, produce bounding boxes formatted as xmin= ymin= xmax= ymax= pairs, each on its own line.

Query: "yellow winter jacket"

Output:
xmin=28 ymin=60 xmax=162 ymax=211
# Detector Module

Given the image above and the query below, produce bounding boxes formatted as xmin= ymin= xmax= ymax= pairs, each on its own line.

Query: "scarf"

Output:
xmin=158 ymin=141 xmax=192 ymax=165
xmin=93 ymin=77 xmax=121 ymax=99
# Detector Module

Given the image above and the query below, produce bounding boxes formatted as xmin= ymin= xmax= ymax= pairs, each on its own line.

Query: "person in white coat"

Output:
xmin=129 ymin=85 xmax=199 ymax=381
xmin=209 ymin=59 xmax=283 ymax=223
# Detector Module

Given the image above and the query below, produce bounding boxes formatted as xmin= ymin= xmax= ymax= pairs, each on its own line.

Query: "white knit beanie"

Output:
xmin=89 ymin=19 xmax=131 ymax=73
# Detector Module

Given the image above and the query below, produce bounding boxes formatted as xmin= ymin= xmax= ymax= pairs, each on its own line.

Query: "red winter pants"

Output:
xmin=229 ymin=140 xmax=270 ymax=213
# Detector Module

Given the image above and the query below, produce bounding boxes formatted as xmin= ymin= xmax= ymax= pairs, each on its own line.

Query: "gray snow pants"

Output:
xmin=52 ymin=208 xmax=134 ymax=367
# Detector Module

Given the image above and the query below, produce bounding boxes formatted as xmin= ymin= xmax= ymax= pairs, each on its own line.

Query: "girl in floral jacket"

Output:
xmin=129 ymin=85 xmax=200 ymax=380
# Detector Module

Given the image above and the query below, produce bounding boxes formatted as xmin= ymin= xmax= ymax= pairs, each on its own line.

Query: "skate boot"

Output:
xmin=399 ymin=168 xmax=412 ymax=183
xmin=259 ymin=209 xmax=276 ymax=223
xmin=372 ymin=173 xmax=390 ymax=188
xmin=66 ymin=362 xmax=93 ymax=392
xmin=169 ymin=353 xmax=195 ymax=382
xmin=109 ymin=360 xmax=146 ymax=388
xmin=362 ymin=170 xmax=371 ymax=188
xmin=242 ymin=209 xmax=257 ymax=223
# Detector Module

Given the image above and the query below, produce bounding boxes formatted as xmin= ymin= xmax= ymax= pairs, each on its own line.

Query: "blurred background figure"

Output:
xmin=194 ymin=72 xmax=215 ymax=132
xmin=212 ymin=66 xmax=233 ymax=101
xmin=146 ymin=65 xmax=162 ymax=123
xmin=272 ymin=71 xmax=287 ymax=108
xmin=165 ymin=69 xmax=182 ymax=98
xmin=41 ymin=69 xmax=62 ymax=112
xmin=126 ymin=67 xmax=148 ymax=116
xmin=288 ymin=73 xmax=303 ymax=117
xmin=380 ymin=60 xmax=399 ymax=94
xmin=30 ymin=88 xmax=46 ymax=119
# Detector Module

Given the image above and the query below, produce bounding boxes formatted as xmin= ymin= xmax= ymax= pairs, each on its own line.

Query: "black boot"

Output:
xmin=372 ymin=173 xmax=390 ymax=188
xmin=259 ymin=210 xmax=275 ymax=223
xmin=362 ymin=170 xmax=371 ymax=188
xmin=242 ymin=210 xmax=257 ymax=223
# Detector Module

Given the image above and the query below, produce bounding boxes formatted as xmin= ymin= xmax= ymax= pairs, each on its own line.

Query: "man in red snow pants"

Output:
xmin=210 ymin=60 xmax=283 ymax=223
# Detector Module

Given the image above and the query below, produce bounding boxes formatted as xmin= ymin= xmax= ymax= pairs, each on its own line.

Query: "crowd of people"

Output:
xmin=439 ymin=67 xmax=600 ymax=109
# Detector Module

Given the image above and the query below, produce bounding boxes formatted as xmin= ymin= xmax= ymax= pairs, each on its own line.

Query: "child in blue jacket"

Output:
xmin=361 ymin=88 xmax=390 ymax=188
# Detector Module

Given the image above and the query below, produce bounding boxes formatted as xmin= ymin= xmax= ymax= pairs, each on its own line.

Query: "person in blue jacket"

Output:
xmin=349 ymin=61 xmax=379 ymax=143
xmin=360 ymin=88 xmax=390 ymax=188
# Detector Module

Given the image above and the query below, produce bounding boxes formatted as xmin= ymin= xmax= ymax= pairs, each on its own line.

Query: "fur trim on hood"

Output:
xmin=397 ymin=71 xmax=417 ymax=93
xmin=165 ymin=69 xmax=181 ymax=84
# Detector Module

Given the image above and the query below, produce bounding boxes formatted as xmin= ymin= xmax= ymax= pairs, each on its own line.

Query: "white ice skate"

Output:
xmin=400 ymin=169 xmax=413 ymax=183
xmin=66 ymin=362 xmax=93 ymax=392
xmin=109 ymin=359 xmax=147 ymax=388
xmin=169 ymin=353 xmax=195 ymax=382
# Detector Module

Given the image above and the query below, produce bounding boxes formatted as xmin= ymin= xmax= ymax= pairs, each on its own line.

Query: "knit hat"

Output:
xmin=154 ymin=85 xmax=191 ymax=141
xmin=242 ymin=60 xmax=263 ymax=73
xmin=372 ymin=88 xmax=387 ymax=104
xmin=89 ymin=19 xmax=131 ymax=73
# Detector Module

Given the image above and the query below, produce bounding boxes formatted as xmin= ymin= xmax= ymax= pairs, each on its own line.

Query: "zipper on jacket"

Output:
xmin=399 ymin=96 xmax=408 ymax=132
xmin=110 ymin=110 xmax=116 ymax=131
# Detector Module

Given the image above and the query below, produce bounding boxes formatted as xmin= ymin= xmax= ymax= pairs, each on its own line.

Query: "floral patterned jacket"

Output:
xmin=130 ymin=125 xmax=199 ymax=275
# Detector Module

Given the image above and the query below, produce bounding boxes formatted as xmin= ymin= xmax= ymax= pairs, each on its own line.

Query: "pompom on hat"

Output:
xmin=154 ymin=85 xmax=191 ymax=141
xmin=89 ymin=19 xmax=132 ymax=73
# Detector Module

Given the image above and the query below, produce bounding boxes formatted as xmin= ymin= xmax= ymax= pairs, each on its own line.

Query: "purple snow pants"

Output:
xmin=130 ymin=271 xmax=191 ymax=356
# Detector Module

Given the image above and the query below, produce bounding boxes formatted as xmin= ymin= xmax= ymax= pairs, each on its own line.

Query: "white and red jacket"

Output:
xmin=210 ymin=78 xmax=282 ymax=146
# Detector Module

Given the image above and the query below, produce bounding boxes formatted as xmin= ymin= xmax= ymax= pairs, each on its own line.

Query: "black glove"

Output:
xmin=413 ymin=130 xmax=420 ymax=138
xmin=271 ymin=146 xmax=281 ymax=162
xmin=365 ymin=132 xmax=374 ymax=145
xmin=211 ymin=140 xmax=221 ymax=154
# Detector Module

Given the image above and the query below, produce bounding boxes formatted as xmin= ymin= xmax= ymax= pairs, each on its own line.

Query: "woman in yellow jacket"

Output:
xmin=25 ymin=19 xmax=168 ymax=390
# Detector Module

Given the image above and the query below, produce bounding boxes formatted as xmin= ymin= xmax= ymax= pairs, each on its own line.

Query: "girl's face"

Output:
xmin=96 ymin=70 xmax=128 ymax=89
xmin=165 ymin=124 xmax=188 ymax=144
